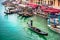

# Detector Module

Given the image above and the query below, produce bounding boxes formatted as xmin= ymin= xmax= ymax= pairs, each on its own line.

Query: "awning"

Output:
xmin=40 ymin=6 xmax=48 ymax=10
xmin=43 ymin=10 xmax=51 ymax=13
xmin=56 ymin=9 xmax=60 ymax=12
xmin=47 ymin=7 xmax=55 ymax=10
xmin=43 ymin=9 xmax=60 ymax=13
xmin=27 ymin=3 xmax=38 ymax=9
xmin=49 ymin=10 xmax=59 ymax=13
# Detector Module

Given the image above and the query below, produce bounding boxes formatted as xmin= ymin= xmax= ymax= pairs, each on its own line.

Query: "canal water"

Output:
xmin=0 ymin=0 xmax=60 ymax=40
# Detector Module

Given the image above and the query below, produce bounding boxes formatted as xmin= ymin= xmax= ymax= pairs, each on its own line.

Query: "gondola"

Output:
xmin=27 ymin=20 xmax=48 ymax=36
xmin=4 ymin=11 xmax=12 ymax=14
xmin=17 ymin=12 xmax=25 ymax=16
xmin=4 ymin=10 xmax=18 ymax=14
xmin=22 ymin=13 xmax=33 ymax=17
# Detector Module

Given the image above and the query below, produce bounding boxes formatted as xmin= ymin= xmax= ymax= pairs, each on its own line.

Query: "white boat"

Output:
xmin=48 ymin=25 xmax=60 ymax=33
xmin=47 ymin=18 xmax=60 ymax=33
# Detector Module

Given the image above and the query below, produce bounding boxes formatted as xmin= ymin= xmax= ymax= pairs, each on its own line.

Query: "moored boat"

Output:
xmin=48 ymin=25 xmax=60 ymax=33
xmin=22 ymin=13 xmax=33 ymax=17
xmin=4 ymin=12 xmax=12 ymax=14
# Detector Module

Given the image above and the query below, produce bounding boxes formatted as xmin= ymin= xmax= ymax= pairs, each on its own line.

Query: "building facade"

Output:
xmin=28 ymin=0 xmax=60 ymax=8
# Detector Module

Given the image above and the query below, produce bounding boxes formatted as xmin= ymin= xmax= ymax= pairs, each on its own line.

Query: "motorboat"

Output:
xmin=48 ymin=24 xmax=60 ymax=33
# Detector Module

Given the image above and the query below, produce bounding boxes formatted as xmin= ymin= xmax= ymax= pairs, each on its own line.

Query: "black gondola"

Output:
xmin=27 ymin=20 xmax=48 ymax=36
xmin=17 ymin=12 xmax=25 ymax=16
xmin=4 ymin=10 xmax=18 ymax=14
xmin=4 ymin=12 xmax=12 ymax=14
xmin=22 ymin=13 xmax=33 ymax=17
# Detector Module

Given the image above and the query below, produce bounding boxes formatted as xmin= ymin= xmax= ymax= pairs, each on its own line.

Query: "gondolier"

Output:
xmin=30 ymin=19 xmax=33 ymax=26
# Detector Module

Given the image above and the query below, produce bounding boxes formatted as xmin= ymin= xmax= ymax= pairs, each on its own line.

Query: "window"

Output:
xmin=50 ymin=1 xmax=53 ymax=5
xmin=38 ymin=0 xmax=40 ymax=4
xmin=48 ymin=0 xmax=53 ymax=6
xmin=58 ymin=0 xmax=60 ymax=6
xmin=54 ymin=0 xmax=55 ymax=6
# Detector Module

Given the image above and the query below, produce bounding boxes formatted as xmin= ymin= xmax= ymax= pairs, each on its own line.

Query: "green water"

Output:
xmin=0 ymin=1 xmax=60 ymax=40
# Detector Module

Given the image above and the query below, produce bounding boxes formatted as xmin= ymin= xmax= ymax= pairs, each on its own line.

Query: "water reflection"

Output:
xmin=29 ymin=28 xmax=47 ymax=40
xmin=18 ymin=15 xmax=32 ymax=22
xmin=1 ymin=13 xmax=60 ymax=40
xmin=23 ymin=27 xmax=47 ymax=40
